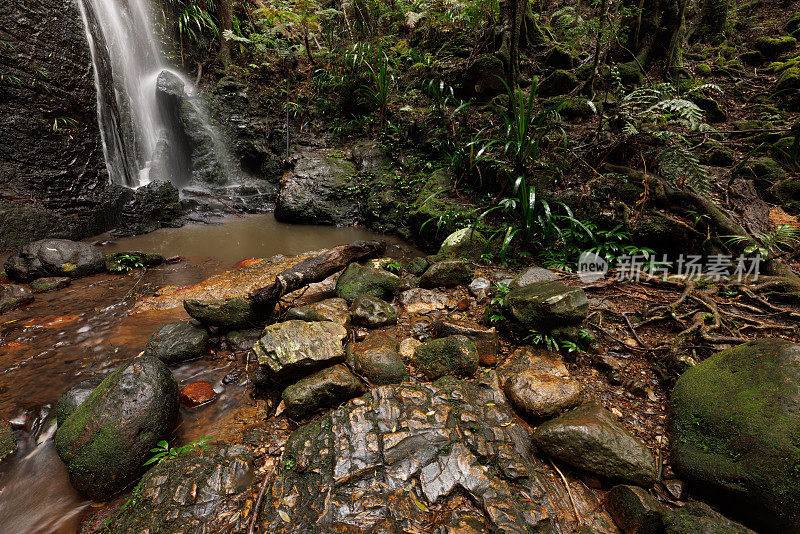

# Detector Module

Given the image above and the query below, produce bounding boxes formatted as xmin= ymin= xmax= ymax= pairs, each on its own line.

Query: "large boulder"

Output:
xmin=533 ymin=403 xmax=657 ymax=487
xmin=183 ymin=297 xmax=262 ymax=328
xmin=349 ymin=295 xmax=397 ymax=327
xmin=253 ymin=320 xmax=347 ymax=381
xmin=55 ymin=375 xmax=105 ymax=426
xmin=4 ymin=239 xmax=105 ymax=282
xmin=505 ymin=281 xmax=588 ymax=332
xmin=662 ymin=503 xmax=755 ymax=534
xmin=259 ymin=378 xmax=617 ymax=532
xmin=335 ymin=263 xmax=401 ymax=303
xmin=604 ymin=484 xmax=664 ymax=534
xmin=0 ymin=284 xmax=33 ymax=314
xmin=669 ymin=339 xmax=800 ymax=532
xmin=419 ymin=259 xmax=474 ymax=288
xmin=437 ymin=228 xmax=489 ymax=260
xmin=54 ymin=357 xmax=179 ymax=501
xmin=347 ymin=331 xmax=409 ymax=385
xmin=412 ymin=335 xmax=479 ymax=380
xmin=282 ymin=364 xmax=366 ymax=419
xmin=144 ymin=322 xmax=210 ymax=365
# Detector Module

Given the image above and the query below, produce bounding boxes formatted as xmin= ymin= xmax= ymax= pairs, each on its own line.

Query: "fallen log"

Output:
xmin=248 ymin=240 xmax=386 ymax=309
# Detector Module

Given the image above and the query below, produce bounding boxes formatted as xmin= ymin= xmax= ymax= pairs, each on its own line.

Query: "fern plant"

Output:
xmin=724 ymin=225 xmax=800 ymax=259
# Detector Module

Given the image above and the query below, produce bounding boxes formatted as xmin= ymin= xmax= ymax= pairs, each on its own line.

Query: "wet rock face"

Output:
xmin=433 ymin=319 xmax=499 ymax=366
xmin=419 ymin=259 xmax=474 ymax=288
xmin=144 ymin=322 xmax=210 ymax=365
xmin=437 ymin=228 xmax=489 ymax=260
xmin=261 ymin=378 xmax=614 ymax=533
xmin=253 ymin=320 xmax=348 ymax=381
xmin=504 ymin=371 xmax=582 ymax=420
xmin=282 ymin=364 xmax=366 ymax=419
xmin=662 ymin=502 xmax=755 ymax=534
xmin=669 ymin=338 xmax=800 ymax=531
xmin=29 ymin=277 xmax=71 ymax=293
xmin=55 ymin=375 xmax=105 ymax=426
xmin=4 ymin=239 xmax=105 ymax=282
xmin=54 ymin=356 xmax=179 ymax=501
xmin=112 ymin=180 xmax=183 ymax=237
xmin=0 ymin=0 xmax=114 ymax=249
xmin=533 ymin=403 xmax=657 ymax=487
xmin=105 ymin=443 xmax=254 ymax=532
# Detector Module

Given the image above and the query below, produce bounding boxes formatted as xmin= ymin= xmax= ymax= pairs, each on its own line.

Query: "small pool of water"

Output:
xmin=0 ymin=215 xmax=417 ymax=533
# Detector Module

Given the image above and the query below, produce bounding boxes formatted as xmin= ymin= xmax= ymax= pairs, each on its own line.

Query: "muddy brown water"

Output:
xmin=0 ymin=214 xmax=416 ymax=533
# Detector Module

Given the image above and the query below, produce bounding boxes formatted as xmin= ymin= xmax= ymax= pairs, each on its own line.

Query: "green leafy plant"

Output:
xmin=143 ymin=436 xmax=210 ymax=467
xmin=382 ymin=260 xmax=403 ymax=273
xmin=484 ymin=282 xmax=511 ymax=323
xmin=724 ymin=225 xmax=800 ymax=260
xmin=109 ymin=253 xmax=146 ymax=273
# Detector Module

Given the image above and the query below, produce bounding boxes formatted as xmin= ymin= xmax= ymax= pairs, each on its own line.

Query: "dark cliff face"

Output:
xmin=0 ymin=0 xmax=125 ymax=249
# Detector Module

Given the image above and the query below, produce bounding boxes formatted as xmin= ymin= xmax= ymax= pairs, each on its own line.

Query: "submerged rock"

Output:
xmin=505 ymin=281 xmax=588 ymax=332
xmin=253 ymin=320 xmax=347 ymax=381
xmin=29 ymin=276 xmax=71 ymax=293
xmin=54 ymin=356 xmax=179 ymax=501
xmin=348 ymin=331 xmax=408 ymax=385
xmin=4 ymin=239 xmax=105 ymax=282
xmin=286 ymin=297 xmax=350 ymax=326
xmin=103 ymin=443 xmax=253 ymax=532
xmin=55 ymin=375 xmax=105 ymax=426
xmin=180 ymin=381 xmax=217 ymax=408
xmin=669 ymin=339 xmax=800 ymax=531
xmin=184 ymin=297 xmax=262 ymax=328
xmin=335 ymin=263 xmax=401 ymax=303
xmin=504 ymin=371 xmax=582 ymax=420
xmin=259 ymin=378 xmax=616 ymax=532
xmin=282 ymin=364 xmax=366 ymax=419
xmin=0 ymin=284 xmax=33 ymax=314
xmin=349 ymin=294 xmax=397 ymax=327
xmin=533 ymin=403 xmax=657 ymax=487
xmin=144 ymin=321 xmax=210 ymax=365
xmin=412 ymin=335 xmax=479 ymax=380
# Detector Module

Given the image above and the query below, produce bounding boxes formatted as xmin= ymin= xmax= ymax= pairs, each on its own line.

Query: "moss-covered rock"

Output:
xmin=695 ymin=63 xmax=713 ymax=76
xmin=777 ymin=66 xmax=800 ymax=91
xmin=4 ymin=239 xmax=105 ymax=282
xmin=613 ymin=61 xmax=644 ymax=85
xmin=335 ymin=263 xmax=401 ymax=303
xmin=754 ymin=35 xmax=797 ymax=57
xmin=349 ymin=294 xmax=397 ymax=327
xmin=407 ymin=169 xmax=469 ymax=246
xmin=544 ymin=46 xmax=575 ymax=69
xmin=661 ymin=503 xmax=754 ymax=534
xmin=0 ymin=284 xmax=33 ymax=314
xmin=405 ymin=256 xmax=431 ymax=275
xmin=538 ymin=69 xmax=579 ymax=98
xmin=55 ymin=375 xmax=106 ymax=426
xmin=462 ymin=55 xmax=506 ymax=99
xmin=347 ymin=331 xmax=408 ymax=385
xmin=282 ymin=364 xmax=366 ymax=419
xmin=541 ymin=96 xmax=597 ymax=121
xmin=29 ymin=276 xmax=71 ymax=293
xmin=690 ymin=93 xmax=727 ymax=122
xmin=286 ymin=297 xmax=350 ymax=326
xmin=0 ymin=422 xmax=16 ymax=462
xmin=785 ymin=12 xmax=800 ymax=39
xmin=748 ymin=156 xmax=787 ymax=184
xmin=772 ymin=178 xmax=800 ymax=213
xmin=669 ymin=339 xmax=800 ymax=531
xmin=54 ymin=356 xmax=179 ymax=501
xmin=412 ymin=335 xmax=479 ymax=380
xmin=183 ymin=297 xmax=263 ymax=328
xmin=419 ymin=259 xmax=474 ymax=288
xmin=699 ymin=141 xmax=735 ymax=166
xmin=437 ymin=227 xmax=488 ymax=260
xmin=739 ymin=50 xmax=763 ymax=65
xmin=253 ymin=320 xmax=347 ymax=381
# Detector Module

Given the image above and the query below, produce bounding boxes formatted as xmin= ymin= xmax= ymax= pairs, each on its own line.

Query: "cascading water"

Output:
xmin=76 ymin=0 xmax=230 ymax=188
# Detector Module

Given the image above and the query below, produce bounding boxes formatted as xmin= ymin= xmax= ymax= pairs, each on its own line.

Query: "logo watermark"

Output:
xmin=577 ymin=253 xmax=761 ymax=282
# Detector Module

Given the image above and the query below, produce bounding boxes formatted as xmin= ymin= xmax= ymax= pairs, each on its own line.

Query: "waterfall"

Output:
xmin=76 ymin=0 xmax=230 ymax=189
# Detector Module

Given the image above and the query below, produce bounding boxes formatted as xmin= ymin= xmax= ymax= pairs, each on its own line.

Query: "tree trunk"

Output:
xmin=621 ymin=0 xmax=682 ymax=67
xmin=217 ymin=0 xmax=233 ymax=70
xmin=496 ymin=0 xmax=544 ymax=86
xmin=248 ymin=240 xmax=386 ymax=311
xmin=691 ymin=0 xmax=730 ymax=42
xmin=583 ymin=0 xmax=609 ymax=96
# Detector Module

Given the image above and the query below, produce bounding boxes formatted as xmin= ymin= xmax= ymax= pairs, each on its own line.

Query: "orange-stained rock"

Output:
xmin=180 ymin=382 xmax=217 ymax=408
xmin=233 ymin=257 xmax=262 ymax=269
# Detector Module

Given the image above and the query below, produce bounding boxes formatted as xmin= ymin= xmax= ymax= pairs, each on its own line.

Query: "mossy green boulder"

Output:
xmin=412 ymin=335 xmax=479 ymax=380
xmin=254 ymin=320 xmax=347 ymax=381
xmin=54 ymin=356 xmax=179 ymax=501
xmin=347 ymin=331 xmax=408 ymax=385
xmin=349 ymin=294 xmax=397 ymax=327
xmin=437 ymin=228 xmax=488 ymax=261
xmin=669 ymin=339 xmax=800 ymax=532
xmin=661 ymin=502 xmax=754 ymax=534
xmin=777 ymin=67 xmax=800 ymax=91
xmin=282 ymin=364 xmax=366 ymax=419
xmin=754 ymin=35 xmax=797 ymax=57
xmin=335 ymin=263 xmax=401 ymax=303
xmin=538 ymin=69 xmax=579 ymax=98
xmin=55 ymin=375 xmax=105 ymax=426
xmin=419 ymin=259 xmax=474 ymax=288
xmin=183 ymin=297 xmax=262 ymax=328
xmin=286 ymin=297 xmax=350 ymax=326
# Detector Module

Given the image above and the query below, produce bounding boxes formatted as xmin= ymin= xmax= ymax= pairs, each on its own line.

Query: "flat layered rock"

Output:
xmin=253 ymin=320 xmax=347 ymax=381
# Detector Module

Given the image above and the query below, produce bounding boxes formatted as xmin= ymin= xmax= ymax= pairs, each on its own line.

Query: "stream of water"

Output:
xmin=0 ymin=214 xmax=412 ymax=532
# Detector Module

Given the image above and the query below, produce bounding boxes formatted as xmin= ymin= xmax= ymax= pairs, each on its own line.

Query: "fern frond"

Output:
xmin=655 ymin=142 xmax=710 ymax=194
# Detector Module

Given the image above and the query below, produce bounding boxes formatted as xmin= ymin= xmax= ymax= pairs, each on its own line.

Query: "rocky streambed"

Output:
xmin=0 ymin=225 xmax=798 ymax=533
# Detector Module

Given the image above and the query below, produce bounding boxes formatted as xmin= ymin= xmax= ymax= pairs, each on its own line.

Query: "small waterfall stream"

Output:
xmin=76 ymin=0 xmax=230 ymax=188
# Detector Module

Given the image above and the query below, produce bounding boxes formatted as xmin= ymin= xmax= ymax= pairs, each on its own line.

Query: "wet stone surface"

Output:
xmin=261 ymin=377 xmax=614 ymax=533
